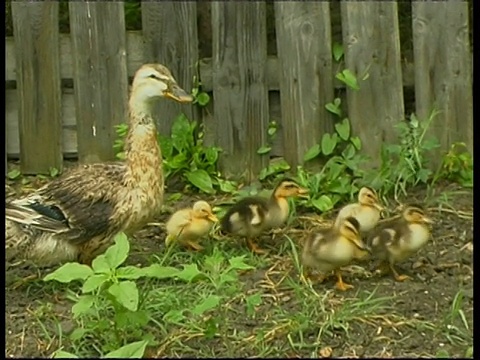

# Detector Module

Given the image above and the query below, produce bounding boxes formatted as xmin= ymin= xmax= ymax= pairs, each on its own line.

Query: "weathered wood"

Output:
xmin=141 ymin=1 xmax=199 ymax=136
xmin=275 ymin=2 xmax=334 ymax=168
xmin=341 ymin=2 xmax=405 ymax=165
xmin=5 ymin=33 xmax=418 ymax=89
xmin=412 ymin=1 xmax=473 ymax=160
xmin=69 ymin=2 xmax=129 ymax=163
xmin=211 ymin=2 xmax=269 ymax=180
xmin=6 ymin=89 xmax=78 ymax=157
xmin=11 ymin=1 xmax=63 ymax=174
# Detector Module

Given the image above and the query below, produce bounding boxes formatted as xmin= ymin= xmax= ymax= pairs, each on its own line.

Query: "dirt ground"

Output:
xmin=5 ymin=174 xmax=473 ymax=358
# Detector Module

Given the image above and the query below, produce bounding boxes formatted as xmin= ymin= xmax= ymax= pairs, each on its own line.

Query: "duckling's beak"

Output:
xmin=207 ymin=213 xmax=219 ymax=223
xmin=165 ymin=84 xmax=194 ymax=103
xmin=297 ymin=188 xmax=309 ymax=199
xmin=422 ymin=216 xmax=433 ymax=224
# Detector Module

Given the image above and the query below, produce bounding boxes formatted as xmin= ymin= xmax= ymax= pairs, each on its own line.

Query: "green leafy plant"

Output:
xmin=364 ymin=111 xmax=441 ymax=199
xmin=113 ymin=114 xmax=228 ymax=194
xmin=43 ymin=233 xmax=256 ymax=357
xmin=437 ymin=142 xmax=473 ymax=187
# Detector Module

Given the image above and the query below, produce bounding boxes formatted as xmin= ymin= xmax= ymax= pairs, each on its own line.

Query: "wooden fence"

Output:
xmin=5 ymin=1 xmax=473 ymax=179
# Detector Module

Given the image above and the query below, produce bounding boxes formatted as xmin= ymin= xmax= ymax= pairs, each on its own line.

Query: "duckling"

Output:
xmin=165 ymin=200 xmax=218 ymax=251
xmin=220 ymin=179 xmax=308 ymax=254
xmin=6 ymin=63 xmax=193 ymax=268
xmin=334 ymin=187 xmax=384 ymax=233
xmin=301 ymin=217 xmax=371 ymax=291
xmin=368 ymin=204 xmax=432 ymax=282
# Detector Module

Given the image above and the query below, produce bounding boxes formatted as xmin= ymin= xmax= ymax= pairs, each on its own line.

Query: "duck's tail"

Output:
xmin=6 ymin=198 xmax=68 ymax=234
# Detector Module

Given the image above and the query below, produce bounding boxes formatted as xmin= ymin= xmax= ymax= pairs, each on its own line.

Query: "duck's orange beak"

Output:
xmin=207 ymin=213 xmax=219 ymax=222
xmin=164 ymin=84 xmax=194 ymax=103
xmin=297 ymin=187 xmax=309 ymax=199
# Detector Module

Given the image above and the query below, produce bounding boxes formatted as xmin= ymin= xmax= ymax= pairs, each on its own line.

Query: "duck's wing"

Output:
xmin=6 ymin=163 xmax=126 ymax=245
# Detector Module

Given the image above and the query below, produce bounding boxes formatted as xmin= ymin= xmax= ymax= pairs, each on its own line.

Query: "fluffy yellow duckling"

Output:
xmin=302 ymin=217 xmax=371 ymax=291
xmin=220 ymin=179 xmax=308 ymax=254
xmin=165 ymin=200 xmax=218 ymax=251
xmin=368 ymin=204 xmax=433 ymax=282
xmin=334 ymin=187 xmax=384 ymax=233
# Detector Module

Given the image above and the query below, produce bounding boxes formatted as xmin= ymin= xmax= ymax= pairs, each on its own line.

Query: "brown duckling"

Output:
xmin=334 ymin=187 xmax=384 ymax=233
xmin=220 ymin=179 xmax=308 ymax=254
xmin=302 ymin=217 xmax=371 ymax=291
xmin=165 ymin=200 xmax=218 ymax=251
xmin=368 ymin=204 xmax=432 ymax=282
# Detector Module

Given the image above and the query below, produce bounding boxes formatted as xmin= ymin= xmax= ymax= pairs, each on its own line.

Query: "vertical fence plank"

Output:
xmin=11 ymin=1 xmax=63 ymax=174
xmin=211 ymin=1 xmax=269 ymax=181
xmin=69 ymin=1 xmax=129 ymax=163
xmin=275 ymin=2 xmax=334 ymax=168
xmin=141 ymin=1 xmax=199 ymax=136
xmin=413 ymin=1 xmax=473 ymax=159
xmin=341 ymin=2 xmax=405 ymax=165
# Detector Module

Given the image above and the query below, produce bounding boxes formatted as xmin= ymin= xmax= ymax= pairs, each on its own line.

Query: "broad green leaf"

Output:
xmin=228 ymin=256 xmax=255 ymax=271
xmin=72 ymin=295 xmax=95 ymax=318
xmin=103 ymin=340 xmax=148 ymax=359
xmin=321 ymin=133 xmax=338 ymax=156
xmin=115 ymin=310 xmax=150 ymax=328
xmin=104 ymin=233 xmax=129 ymax=269
xmin=44 ymin=263 xmax=93 ymax=283
xmin=332 ymin=42 xmax=344 ymax=62
xmin=267 ymin=126 xmax=277 ymax=136
xmin=311 ymin=195 xmax=334 ymax=212
xmin=465 ymin=346 xmax=473 ymax=358
xmin=53 ymin=350 xmax=79 ymax=359
xmin=257 ymin=145 xmax=272 ymax=155
xmin=171 ymin=114 xmax=194 ymax=152
xmin=108 ymin=281 xmax=139 ymax=312
xmin=116 ymin=266 xmax=146 ymax=280
xmin=7 ymin=169 xmax=21 ymax=180
xmin=191 ymin=295 xmax=221 ymax=316
xmin=350 ymin=136 xmax=362 ymax=150
xmin=196 ymin=92 xmax=210 ymax=107
xmin=217 ymin=178 xmax=238 ymax=193
xmin=325 ymin=102 xmax=342 ymax=117
xmin=70 ymin=328 xmax=88 ymax=341
xmin=159 ymin=135 xmax=174 ymax=159
xmin=219 ymin=272 xmax=238 ymax=285
xmin=342 ymin=143 xmax=356 ymax=160
xmin=82 ymin=274 xmax=109 ymax=293
xmin=204 ymin=147 xmax=219 ymax=165
xmin=336 ymin=69 xmax=360 ymax=91
xmin=246 ymin=293 xmax=263 ymax=316
xmin=185 ymin=169 xmax=214 ymax=194
xmin=163 ymin=309 xmax=185 ymax=324
xmin=92 ymin=255 xmax=111 ymax=274
xmin=303 ymin=144 xmax=321 ymax=162
xmin=335 ymin=118 xmax=350 ymax=141
xmin=141 ymin=264 xmax=180 ymax=279
xmin=176 ymin=263 xmax=202 ymax=282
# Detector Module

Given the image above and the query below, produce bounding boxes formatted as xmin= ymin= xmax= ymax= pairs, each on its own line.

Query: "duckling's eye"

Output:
xmin=148 ymin=74 xmax=160 ymax=80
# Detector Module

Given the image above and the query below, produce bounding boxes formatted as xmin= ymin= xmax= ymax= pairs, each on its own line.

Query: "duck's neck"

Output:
xmin=123 ymin=98 xmax=163 ymax=189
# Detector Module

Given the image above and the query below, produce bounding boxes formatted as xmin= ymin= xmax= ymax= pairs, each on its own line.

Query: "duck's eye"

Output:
xmin=148 ymin=74 xmax=159 ymax=80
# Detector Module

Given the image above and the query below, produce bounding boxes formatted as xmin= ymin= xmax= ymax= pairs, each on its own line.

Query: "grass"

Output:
xmin=6 ymin=173 xmax=473 ymax=358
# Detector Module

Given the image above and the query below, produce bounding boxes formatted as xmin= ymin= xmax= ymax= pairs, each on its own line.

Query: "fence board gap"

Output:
xmin=69 ymin=2 xmax=129 ymax=164
xmin=412 ymin=1 xmax=473 ymax=161
xmin=341 ymin=2 xmax=405 ymax=167
xmin=211 ymin=2 xmax=269 ymax=181
xmin=11 ymin=1 xmax=63 ymax=174
xmin=141 ymin=1 xmax=199 ymax=136
xmin=275 ymin=2 xmax=334 ymax=168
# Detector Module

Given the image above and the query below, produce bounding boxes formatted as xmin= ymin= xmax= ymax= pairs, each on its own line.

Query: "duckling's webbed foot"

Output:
xmin=389 ymin=264 xmax=411 ymax=282
xmin=184 ymin=240 xmax=204 ymax=251
xmin=303 ymin=270 xmax=327 ymax=284
xmin=334 ymin=270 xmax=354 ymax=291
xmin=247 ymin=238 xmax=267 ymax=254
